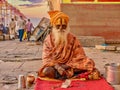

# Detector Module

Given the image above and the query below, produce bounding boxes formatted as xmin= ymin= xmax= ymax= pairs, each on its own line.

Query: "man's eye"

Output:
xmin=55 ymin=25 xmax=67 ymax=29
xmin=56 ymin=25 xmax=60 ymax=29
xmin=62 ymin=25 xmax=67 ymax=29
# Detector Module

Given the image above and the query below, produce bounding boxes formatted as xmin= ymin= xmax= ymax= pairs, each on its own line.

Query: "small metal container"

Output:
xmin=18 ymin=75 xmax=26 ymax=89
xmin=104 ymin=63 xmax=120 ymax=85
xmin=26 ymin=74 xmax=35 ymax=87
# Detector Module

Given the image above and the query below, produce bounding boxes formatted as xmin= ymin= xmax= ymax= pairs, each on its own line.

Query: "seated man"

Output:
xmin=38 ymin=11 xmax=100 ymax=80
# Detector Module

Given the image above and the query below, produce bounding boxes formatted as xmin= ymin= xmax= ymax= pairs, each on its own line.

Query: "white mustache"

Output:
xmin=52 ymin=28 xmax=69 ymax=46
xmin=58 ymin=29 xmax=66 ymax=32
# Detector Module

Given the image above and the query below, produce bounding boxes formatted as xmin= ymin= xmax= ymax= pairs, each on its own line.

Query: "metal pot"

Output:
xmin=104 ymin=63 xmax=120 ymax=85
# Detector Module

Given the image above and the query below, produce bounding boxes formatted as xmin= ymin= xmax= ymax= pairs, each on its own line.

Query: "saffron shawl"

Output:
xmin=39 ymin=33 xmax=95 ymax=76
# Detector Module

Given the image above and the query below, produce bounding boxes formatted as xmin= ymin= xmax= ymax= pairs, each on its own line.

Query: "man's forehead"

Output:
xmin=55 ymin=17 xmax=67 ymax=25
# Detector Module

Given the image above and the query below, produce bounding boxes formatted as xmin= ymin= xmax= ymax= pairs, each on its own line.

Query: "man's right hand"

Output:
xmin=54 ymin=64 xmax=66 ymax=75
xmin=61 ymin=65 xmax=71 ymax=70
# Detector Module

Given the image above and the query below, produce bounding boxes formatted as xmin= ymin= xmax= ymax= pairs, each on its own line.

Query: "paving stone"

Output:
xmin=20 ymin=61 xmax=42 ymax=72
xmin=0 ymin=40 xmax=42 ymax=61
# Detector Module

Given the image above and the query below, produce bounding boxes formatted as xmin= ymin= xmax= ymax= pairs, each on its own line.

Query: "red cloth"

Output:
xmin=34 ymin=78 xmax=114 ymax=90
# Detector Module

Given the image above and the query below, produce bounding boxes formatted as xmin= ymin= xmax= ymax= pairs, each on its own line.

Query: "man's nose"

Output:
xmin=59 ymin=25 xmax=63 ymax=30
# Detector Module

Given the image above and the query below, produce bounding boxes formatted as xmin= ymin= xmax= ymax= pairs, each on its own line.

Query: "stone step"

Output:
xmin=77 ymin=36 xmax=105 ymax=47
xmin=95 ymin=45 xmax=117 ymax=51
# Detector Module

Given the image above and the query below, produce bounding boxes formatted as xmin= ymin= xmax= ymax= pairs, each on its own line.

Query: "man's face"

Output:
xmin=54 ymin=17 xmax=67 ymax=32
xmin=52 ymin=17 xmax=69 ymax=46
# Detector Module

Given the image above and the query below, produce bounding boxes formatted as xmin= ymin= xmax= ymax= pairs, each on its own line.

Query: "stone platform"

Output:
xmin=0 ymin=39 xmax=120 ymax=90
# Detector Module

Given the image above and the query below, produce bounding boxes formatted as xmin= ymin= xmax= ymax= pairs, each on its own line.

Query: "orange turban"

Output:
xmin=48 ymin=10 xmax=69 ymax=25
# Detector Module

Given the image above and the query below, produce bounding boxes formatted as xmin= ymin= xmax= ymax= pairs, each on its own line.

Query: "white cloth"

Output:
xmin=17 ymin=19 xmax=25 ymax=29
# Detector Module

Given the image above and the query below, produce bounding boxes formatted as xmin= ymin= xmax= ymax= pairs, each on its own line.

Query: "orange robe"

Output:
xmin=38 ymin=33 xmax=95 ymax=76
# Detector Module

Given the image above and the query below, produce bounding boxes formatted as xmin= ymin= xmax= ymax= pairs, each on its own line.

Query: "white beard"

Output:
xmin=52 ymin=26 xmax=70 ymax=47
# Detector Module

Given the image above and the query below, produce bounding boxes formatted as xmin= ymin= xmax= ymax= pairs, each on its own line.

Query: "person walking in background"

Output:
xmin=17 ymin=16 xmax=25 ymax=42
xmin=14 ymin=16 xmax=19 ymax=38
xmin=9 ymin=18 xmax=16 ymax=39
xmin=26 ymin=19 xmax=34 ymax=41
xmin=22 ymin=20 xmax=27 ymax=40
xmin=5 ymin=24 xmax=9 ymax=34
xmin=0 ymin=24 xmax=6 ymax=34
xmin=0 ymin=23 xmax=6 ymax=41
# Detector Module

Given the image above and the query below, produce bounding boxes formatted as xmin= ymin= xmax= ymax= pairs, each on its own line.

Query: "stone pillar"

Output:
xmin=48 ymin=0 xmax=61 ymax=11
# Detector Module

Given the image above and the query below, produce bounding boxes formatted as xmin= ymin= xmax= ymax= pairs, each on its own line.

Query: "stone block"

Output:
xmin=105 ymin=46 xmax=116 ymax=51
xmin=116 ymin=47 xmax=120 ymax=51
xmin=77 ymin=36 xmax=105 ymax=47
xmin=105 ymin=40 xmax=120 ymax=44
xmin=95 ymin=45 xmax=106 ymax=50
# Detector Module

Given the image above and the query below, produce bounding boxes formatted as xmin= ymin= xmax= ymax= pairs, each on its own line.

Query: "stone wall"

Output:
xmin=61 ymin=4 xmax=120 ymax=41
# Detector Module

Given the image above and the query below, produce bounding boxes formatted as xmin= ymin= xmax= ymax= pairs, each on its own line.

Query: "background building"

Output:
xmin=0 ymin=0 xmax=26 ymax=27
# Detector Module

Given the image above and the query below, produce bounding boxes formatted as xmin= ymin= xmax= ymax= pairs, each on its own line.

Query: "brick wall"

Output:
xmin=61 ymin=4 xmax=120 ymax=41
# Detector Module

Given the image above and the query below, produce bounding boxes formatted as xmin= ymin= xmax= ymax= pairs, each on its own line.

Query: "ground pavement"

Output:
xmin=0 ymin=39 xmax=120 ymax=90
